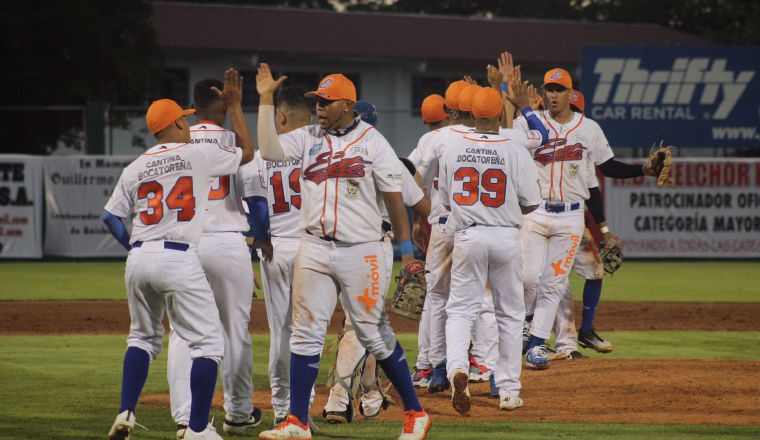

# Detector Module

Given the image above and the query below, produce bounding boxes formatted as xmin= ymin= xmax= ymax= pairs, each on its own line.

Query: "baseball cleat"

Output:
xmin=176 ymin=422 xmax=188 ymax=440
xmin=450 ymin=369 xmax=471 ymax=415
xmin=488 ymin=372 xmax=499 ymax=399
xmin=578 ymin=330 xmax=614 ymax=353
xmin=184 ymin=425 xmax=224 ymax=440
xmin=325 ymin=410 xmax=351 ymax=424
xmin=526 ymin=345 xmax=549 ymax=370
xmin=107 ymin=410 xmax=136 ymax=440
xmin=467 ymin=357 xmax=489 ymax=383
xmin=224 ymin=407 xmax=263 ymax=434
xmin=547 ymin=348 xmax=587 ymax=361
xmin=412 ymin=367 xmax=433 ymax=388
xmin=427 ymin=363 xmax=450 ymax=393
xmin=258 ymin=415 xmax=312 ymax=440
xmin=499 ymin=396 xmax=524 ymax=411
xmin=398 ymin=409 xmax=431 ymax=440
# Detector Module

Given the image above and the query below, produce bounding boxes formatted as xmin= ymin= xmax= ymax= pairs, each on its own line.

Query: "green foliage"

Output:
xmin=0 ymin=0 xmax=160 ymax=154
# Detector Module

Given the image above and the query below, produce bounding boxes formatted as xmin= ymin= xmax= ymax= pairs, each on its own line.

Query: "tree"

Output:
xmin=0 ymin=0 xmax=160 ymax=154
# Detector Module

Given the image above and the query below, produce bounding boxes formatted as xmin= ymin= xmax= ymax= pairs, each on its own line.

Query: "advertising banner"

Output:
xmin=582 ymin=46 xmax=760 ymax=147
xmin=0 ymin=155 xmax=43 ymax=258
xmin=43 ymin=156 xmax=134 ymax=257
xmin=604 ymin=158 xmax=760 ymax=258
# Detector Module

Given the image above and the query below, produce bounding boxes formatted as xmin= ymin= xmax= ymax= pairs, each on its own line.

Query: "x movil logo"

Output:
xmin=591 ymin=58 xmax=755 ymax=120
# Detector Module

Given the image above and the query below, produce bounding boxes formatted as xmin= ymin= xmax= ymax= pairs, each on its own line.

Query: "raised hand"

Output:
xmin=463 ymin=75 xmax=478 ymax=85
xmin=256 ymin=63 xmax=287 ymax=97
xmin=486 ymin=64 xmax=503 ymax=89
xmin=507 ymin=79 xmax=531 ymax=109
xmin=211 ymin=68 xmax=243 ymax=107
xmin=497 ymin=52 xmax=513 ymax=84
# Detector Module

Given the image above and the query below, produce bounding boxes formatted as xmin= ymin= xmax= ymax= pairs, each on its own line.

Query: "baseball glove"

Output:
xmin=599 ymin=234 xmax=623 ymax=275
xmin=644 ymin=141 xmax=674 ymax=187
xmin=391 ymin=260 xmax=427 ymax=320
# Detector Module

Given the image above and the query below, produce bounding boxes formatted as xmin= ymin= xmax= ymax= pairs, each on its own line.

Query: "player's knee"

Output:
xmin=127 ymin=339 xmax=161 ymax=361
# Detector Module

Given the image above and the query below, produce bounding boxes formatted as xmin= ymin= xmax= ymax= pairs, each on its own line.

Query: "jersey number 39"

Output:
xmin=137 ymin=177 xmax=196 ymax=225
xmin=452 ymin=167 xmax=506 ymax=208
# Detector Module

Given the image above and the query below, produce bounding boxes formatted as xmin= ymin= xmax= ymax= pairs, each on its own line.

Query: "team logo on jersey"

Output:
xmin=533 ymin=139 xmax=585 ymax=166
xmin=569 ymin=164 xmax=580 ymax=177
xmin=349 ymin=145 xmax=368 ymax=156
xmin=303 ymin=151 xmax=373 ymax=185
xmin=346 ymin=179 xmax=360 ymax=198
xmin=309 ymin=143 xmax=322 ymax=156
xmin=218 ymin=143 xmax=236 ymax=154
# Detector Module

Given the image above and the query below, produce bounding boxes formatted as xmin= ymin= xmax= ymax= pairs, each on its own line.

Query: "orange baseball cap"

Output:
xmin=543 ymin=68 xmax=573 ymax=89
xmin=471 ymin=88 xmax=504 ymax=119
xmin=305 ymin=74 xmax=357 ymax=101
xmin=444 ymin=80 xmax=469 ymax=111
xmin=146 ymin=99 xmax=195 ymax=135
xmin=458 ymin=85 xmax=482 ymax=112
xmin=421 ymin=94 xmax=447 ymax=123
xmin=569 ymin=89 xmax=585 ymax=112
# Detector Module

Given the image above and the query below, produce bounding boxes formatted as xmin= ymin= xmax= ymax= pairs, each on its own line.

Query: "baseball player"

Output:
xmin=255 ymin=64 xmax=430 ymax=440
xmin=323 ymin=102 xmax=430 ymax=424
xmin=408 ymin=93 xmax=449 ymax=388
xmin=513 ymin=68 xmax=666 ymax=370
xmin=103 ymin=70 xmax=255 ymax=440
xmin=166 ymin=76 xmax=265 ymax=438
xmin=252 ymin=85 xmax=313 ymax=426
xmin=415 ymin=81 xmax=483 ymax=394
xmin=439 ymin=86 xmax=544 ymax=414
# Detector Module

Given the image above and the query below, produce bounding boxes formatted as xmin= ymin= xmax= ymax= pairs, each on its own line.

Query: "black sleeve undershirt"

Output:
xmin=598 ymin=158 xmax=645 ymax=178
xmin=585 ymin=186 xmax=605 ymax=225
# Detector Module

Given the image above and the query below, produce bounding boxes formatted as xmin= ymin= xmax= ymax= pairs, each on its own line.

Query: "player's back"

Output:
xmin=440 ymin=132 xmax=538 ymax=231
xmin=190 ymin=122 xmax=250 ymax=233
xmin=254 ymin=151 xmax=303 ymax=238
xmin=110 ymin=141 xmax=241 ymax=245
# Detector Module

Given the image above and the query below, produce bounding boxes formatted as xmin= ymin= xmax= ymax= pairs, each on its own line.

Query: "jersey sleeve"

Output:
xmin=511 ymin=128 xmax=544 ymax=150
xmin=408 ymin=145 xmax=422 ymax=168
xmin=514 ymin=147 xmax=541 ymax=207
xmin=400 ymin=166 xmax=424 ymax=207
xmin=589 ymin=122 xmax=614 ymax=165
xmin=512 ymin=115 xmax=529 ymax=132
xmin=278 ymin=128 xmax=308 ymax=162
xmin=104 ymin=170 xmax=133 ymax=218
xmin=371 ymin=132 xmax=404 ymax=193
xmin=437 ymin=151 xmax=450 ymax=205
xmin=239 ymin=153 xmax=268 ymax=198
xmin=202 ymin=141 xmax=243 ymax=177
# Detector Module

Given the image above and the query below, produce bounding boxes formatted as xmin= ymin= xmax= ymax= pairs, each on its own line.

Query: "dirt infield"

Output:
xmin=140 ymin=359 xmax=760 ymax=425
xmin=1 ymin=299 xmax=759 ymax=334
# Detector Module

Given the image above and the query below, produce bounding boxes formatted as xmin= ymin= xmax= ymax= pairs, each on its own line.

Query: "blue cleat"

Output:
xmin=526 ymin=345 xmax=549 ymax=370
xmin=427 ymin=363 xmax=450 ymax=393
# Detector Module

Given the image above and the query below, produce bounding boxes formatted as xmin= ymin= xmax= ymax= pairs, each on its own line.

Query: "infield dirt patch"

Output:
xmin=141 ymin=359 xmax=760 ymax=425
xmin=1 ymin=300 xmax=759 ymax=334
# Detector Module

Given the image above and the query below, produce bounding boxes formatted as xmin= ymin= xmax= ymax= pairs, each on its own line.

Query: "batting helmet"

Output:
xmin=355 ymin=100 xmax=379 ymax=126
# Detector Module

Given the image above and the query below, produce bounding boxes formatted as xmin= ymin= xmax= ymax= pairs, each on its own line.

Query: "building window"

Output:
xmin=154 ymin=68 xmax=190 ymax=106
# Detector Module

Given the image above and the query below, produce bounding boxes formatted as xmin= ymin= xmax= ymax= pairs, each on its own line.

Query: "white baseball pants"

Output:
xmin=168 ymin=232 xmax=254 ymax=424
xmin=445 ymin=226 xmax=524 ymax=398
xmin=424 ymin=222 xmax=454 ymax=368
xmin=470 ymin=289 xmax=498 ymax=371
xmin=522 ymin=207 xmax=585 ymax=340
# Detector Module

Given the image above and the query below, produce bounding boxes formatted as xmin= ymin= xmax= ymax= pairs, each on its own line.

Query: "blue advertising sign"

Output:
xmin=581 ymin=46 xmax=760 ymax=147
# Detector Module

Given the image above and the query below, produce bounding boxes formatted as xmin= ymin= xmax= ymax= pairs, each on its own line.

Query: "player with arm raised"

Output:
xmin=166 ymin=73 xmax=264 ymax=438
xmin=255 ymin=64 xmax=430 ymax=440
xmin=439 ymin=86 xmax=543 ymax=415
xmin=102 ymin=70 xmax=254 ymax=440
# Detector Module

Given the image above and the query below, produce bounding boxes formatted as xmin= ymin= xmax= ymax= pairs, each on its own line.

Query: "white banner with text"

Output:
xmin=0 ymin=155 xmax=43 ymax=258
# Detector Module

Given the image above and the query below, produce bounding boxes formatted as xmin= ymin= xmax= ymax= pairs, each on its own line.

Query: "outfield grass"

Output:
xmin=1 ymin=332 xmax=759 ymax=440
xmin=1 ymin=261 xmax=759 ymax=302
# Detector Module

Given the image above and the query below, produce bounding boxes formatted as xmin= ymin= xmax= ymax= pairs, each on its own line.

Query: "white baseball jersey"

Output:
xmin=252 ymin=151 xmax=303 ymax=238
xmin=105 ymin=142 xmax=242 ymax=245
xmin=381 ymin=165 xmax=424 ymax=219
xmin=417 ymin=125 xmax=475 ymax=224
xmin=277 ymin=120 xmax=403 ymax=243
xmin=513 ymin=111 xmax=613 ymax=202
xmin=190 ymin=122 xmax=263 ymax=232
xmin=438 ymin=131 xmax=541 ymax=232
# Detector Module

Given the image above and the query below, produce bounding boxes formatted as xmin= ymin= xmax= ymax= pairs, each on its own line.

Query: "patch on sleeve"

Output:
xmin=218 ymin=143 xmax=237 ymax=154
xmin=527 ymin=131 xmax=541 ymax=140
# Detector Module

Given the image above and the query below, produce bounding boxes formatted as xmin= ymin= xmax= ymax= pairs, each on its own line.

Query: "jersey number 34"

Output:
xmin=137 ymin=177 xmax=195 ymax=225
xmin=453 ymin=167 xmax=506 ymax=208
